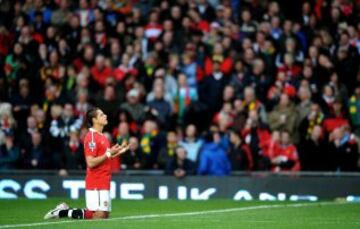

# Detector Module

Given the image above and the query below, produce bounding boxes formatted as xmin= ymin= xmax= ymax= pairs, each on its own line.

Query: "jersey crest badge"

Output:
xmin=89 ymin=141 xmax=96 ymax=151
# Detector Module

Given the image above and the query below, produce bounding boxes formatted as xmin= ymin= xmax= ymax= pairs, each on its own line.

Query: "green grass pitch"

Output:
xmin=0 ymin=199 xmax=359 ymax=228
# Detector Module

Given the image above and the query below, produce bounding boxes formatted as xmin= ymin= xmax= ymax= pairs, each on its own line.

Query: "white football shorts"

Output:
xmin=85 ymin=189 xmax=111 ymax=212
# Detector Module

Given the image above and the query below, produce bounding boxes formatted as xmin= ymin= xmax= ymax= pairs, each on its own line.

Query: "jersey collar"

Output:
xmin=89 ymin=128 xmax=103 ymax=135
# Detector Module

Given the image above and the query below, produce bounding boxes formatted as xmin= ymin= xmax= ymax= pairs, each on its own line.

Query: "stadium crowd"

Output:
xmin=0 ymin=0 xmax=359 ymax=176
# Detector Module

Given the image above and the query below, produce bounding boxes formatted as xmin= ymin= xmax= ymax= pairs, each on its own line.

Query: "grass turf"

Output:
xmin=0 ymin=199 xmax=359 ymax=229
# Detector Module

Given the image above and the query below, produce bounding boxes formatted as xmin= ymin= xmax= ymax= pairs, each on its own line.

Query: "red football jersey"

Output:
xmin=84 ymin=128 xmax=111 ymax=190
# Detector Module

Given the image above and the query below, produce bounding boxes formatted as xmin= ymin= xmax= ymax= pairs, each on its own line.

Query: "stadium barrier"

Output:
xmin=1 ymin=171 xmax=360 ymax=201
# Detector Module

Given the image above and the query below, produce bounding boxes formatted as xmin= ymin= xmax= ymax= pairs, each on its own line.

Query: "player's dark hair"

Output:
xmin=86 ymin=107 xmax=100 ymax=127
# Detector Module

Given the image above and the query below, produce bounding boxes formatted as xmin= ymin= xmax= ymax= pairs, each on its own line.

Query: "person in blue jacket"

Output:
xmin=197 ymin=130 xmax=231 ymax=176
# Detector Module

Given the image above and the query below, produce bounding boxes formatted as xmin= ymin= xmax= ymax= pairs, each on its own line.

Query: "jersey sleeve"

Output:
xmin=84 ymin=133 xmax=97 ymax=157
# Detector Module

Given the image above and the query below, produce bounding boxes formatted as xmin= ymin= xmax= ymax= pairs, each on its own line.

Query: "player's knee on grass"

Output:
xmin=92 ymin=211 xmax=109 ymax=219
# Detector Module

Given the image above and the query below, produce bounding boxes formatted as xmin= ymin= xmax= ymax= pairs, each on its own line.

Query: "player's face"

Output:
xmin=95 ymin=110 xmax=108 ymax=126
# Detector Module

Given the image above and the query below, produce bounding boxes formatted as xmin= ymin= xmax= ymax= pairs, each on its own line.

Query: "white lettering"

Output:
xmin=289 ymin=195 xmax=318 ymax=201
xmin=120 ymin=183 xmax=144 ymax=200
xmin=259 ymin=192 xmax=277 ymax=201
xmin=177 ymin=186 xmax=187 ymax=200
xmin=63 ymin=180 xmax=85 ymax=199
xmin=346 ymin=196 xmax=360 ymax=202
xmin=233 ymin=190 xmax=253 ymax=201
xmin=24 ymin=180 xmax=50 ymax=199
xmin=159 ymin=186 xmax=168 ymax=200
xmin=0 ymin=179 xmax=20 ymax=199
xmin=190 ymin=188 xmax=216 ymax=200
xmin=278 ymin=193 xmax=286 ymax=201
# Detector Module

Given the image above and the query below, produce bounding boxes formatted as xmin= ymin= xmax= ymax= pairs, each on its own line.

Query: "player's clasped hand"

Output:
xmin=109 ymin=142 xmax=131 ymax=158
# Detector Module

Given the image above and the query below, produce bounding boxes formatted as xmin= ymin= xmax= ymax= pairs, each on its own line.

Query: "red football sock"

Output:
xmin=84 ymin=210 xmax=94 ymax=219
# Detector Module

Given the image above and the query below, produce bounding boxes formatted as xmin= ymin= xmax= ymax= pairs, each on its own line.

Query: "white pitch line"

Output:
xmin=0 ymin=202 xmax=348 ymax=228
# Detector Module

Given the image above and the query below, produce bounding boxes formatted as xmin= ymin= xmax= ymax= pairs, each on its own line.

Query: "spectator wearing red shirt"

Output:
xmin=90 ymin=55 xmax=112 ymax=87
xmin=73 ymin=45 xmax=95 ymax=72
xmin=204 ymin=43 xmax=233 ymax=76
xmin=277 ymin=53 xmax=302 ymax=80
xmin=241 ymin=110 xmax=271 ymax=170
xmin=270 ymin=130 xmax=300 ymax=172
xmin=145 ymin=11 xmax=163 ymax=42
xmin=113 ymin=53 xmax=138 ymax=82
xmin=323 ymin=98 xmax=350 ymax=135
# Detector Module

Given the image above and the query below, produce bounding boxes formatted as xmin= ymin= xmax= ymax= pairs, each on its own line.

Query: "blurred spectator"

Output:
xmin=213 ymin=102 xmax=235 ymax=131
xmin=242 ymin=87 xmax=267 ymax=124
xmin=145 ymin=11 xmax=162 ymax=41
xmin=146 ymin=78 xmax=174 ymax=108
xmin=96 ymin=85 xmax=121 ymax=131
xmin=120 ymin=89 xmax=144 ymax=123
xmin=19 ymin=116 xmax=38 ymax=156
xmin=49 ymin=103 xmax=82 ymax=140
xmin=40 ymin=50 xmax=66 ymax=86
xmin=269 ymin=93 xmax=298 ymax=139
xmin=158 ymin=130 xmax=178 ymax=169
xmin=270 ymin=130 xmax=300 ymax=172
xmin=318 ymin=84 xmax=336 ymax=116
xmin=197 ymin=130 xmax=231 ymax=176
xmin=328 ymin=126 xmax=359 ymax=171
xmin=242 ymin=110 xmax=271 ymax=170
xmin=4 ymin=43 xmax=26 ymax=87
xmin=181 ymin=53 xmax=200 ymax=90
xmin=228 ymin=129 xmax=253 ymax=171
xmin=140 ymin=120 xmax=164 ymax=169
xmin=0 ymin=103 xmax=16 ymax=145
xmin=299 ymin=125 xmax=328 ymax=171
xmin=296 ymin=86 xmax=312 ymax=128
xmin=11 ymin=79 xmax=33 ymax=131
xmin=48 ymin=104 xmax=65 ymax=169
xmin=322 ymin=98 xmax=349 ymax=135
xmin=240 ymin=9 xmax=257 ymax=39
xmin=244 ymin=58 xmax=271 ymax=102
xmin=51 ymin=0 xmax=71 ymax=26
xmin=121 ymin=136 xmax=142 ymax=170
xmin=166 ymin=146 xmax=195 ymax=178
xmin=179 ymin=124 xmax=203 ymax=164
xmin=113 ymin=122 xmax=131 ymax=146
xmin=262 ymin=130 xmax=281 ymax=169
xmin=23 ymin=131 xmax=46 ymax=169
xmin=34 ymin=108 xmax=47 ymax=134
xmin=199 ymin=61 xmax=229 ymax=113
xmin=174 ymin=73 xmax=198 ymax=124
xmin=229 ymin=60 xmax=246 ymax=96
xmin=147 ymin=83 xmax=172 ymax=126
xmin=91 ymin=55 xmax=113 ymax=87
xmin=75 ymin=89 xmax=91 ymax=119
xmin=0 ymin=130 xmax=20 ymax=170
xmin=299 ymin=103 xmax=325 ymax=141
xmin=62 ymin=131 xmax=85 ymax=170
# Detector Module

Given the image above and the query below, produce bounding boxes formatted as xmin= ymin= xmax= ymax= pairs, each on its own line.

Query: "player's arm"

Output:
xmin=86 ymin=154 xmax=108 ymax=169
xmin=85 ymin=144 xmax=122 ymax=168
